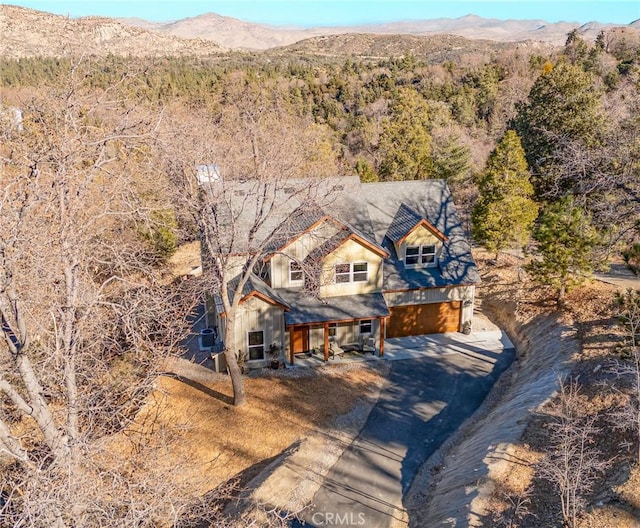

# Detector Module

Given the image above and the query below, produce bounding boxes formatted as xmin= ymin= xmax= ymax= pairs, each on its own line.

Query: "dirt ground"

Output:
xmin=128 ymin=358 xmax=389 ymax=499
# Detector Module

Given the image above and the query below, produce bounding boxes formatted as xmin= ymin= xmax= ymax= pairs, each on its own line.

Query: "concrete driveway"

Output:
xmin=299 ymin=330 xmax=515 ymax=528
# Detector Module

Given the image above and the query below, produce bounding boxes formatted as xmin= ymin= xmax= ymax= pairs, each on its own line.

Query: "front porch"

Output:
xmin=287 ymin=345 xmax=379 ymax=368
xmin=278 ymin=289 xmax=391 ymax=366
xmin=287 ymin=318 xmax=386 ymax=365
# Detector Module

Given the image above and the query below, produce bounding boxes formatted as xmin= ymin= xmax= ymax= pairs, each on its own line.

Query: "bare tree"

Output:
xmin=163 ymin=79 xmax=342 ymax=407
xmin=536 ymin=378 xmax=608 ymax=528
xmin=609 ymin=289 xmax=640 ymax=462
xmin=0 ymin=60 xmax=198 ymax=526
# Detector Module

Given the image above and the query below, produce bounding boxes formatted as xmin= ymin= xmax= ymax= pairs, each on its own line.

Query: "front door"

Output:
xmin=291 ymin=326 xmax=310 ymax=354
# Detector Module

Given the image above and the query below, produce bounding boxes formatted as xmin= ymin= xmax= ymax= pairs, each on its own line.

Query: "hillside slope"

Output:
xmin=0 ymin=5 xmax=225 ymax=58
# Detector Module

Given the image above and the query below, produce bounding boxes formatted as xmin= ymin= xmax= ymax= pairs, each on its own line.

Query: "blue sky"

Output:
xmin=7 ymin=1 xmax=639 ymax=25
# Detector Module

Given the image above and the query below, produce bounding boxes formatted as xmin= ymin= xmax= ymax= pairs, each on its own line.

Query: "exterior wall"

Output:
xmin=285 ymin=319 xmax=380 ymax=356
xmin=395 ymin=225 xmax=442 ymax=268
xmin=232 ymin=297 xmax=285 ymax=369
xmin=384 ymin=285 xmax=475 ymax=329
xmin=270 ymin=221 xmax=342 ymax=289
xmin=319 ymin=239 xmax=384 ymax=298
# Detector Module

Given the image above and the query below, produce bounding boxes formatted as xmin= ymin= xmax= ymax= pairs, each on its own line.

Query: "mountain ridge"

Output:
xmin=0 ymin=4 xmax=225 ymax=58
xmin=1 ymin=4 xmax=638 ymax=59
xmin=119 ymin=10 xmax=637 ymax=50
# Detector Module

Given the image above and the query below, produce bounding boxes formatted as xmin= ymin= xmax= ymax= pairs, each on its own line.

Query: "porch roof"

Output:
xmin=278 ymin=290 xmax=390 ymax=326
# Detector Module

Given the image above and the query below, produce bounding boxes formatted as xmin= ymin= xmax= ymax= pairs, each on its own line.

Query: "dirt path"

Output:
xmin=595 ymin=263 xmax=640 ymax=290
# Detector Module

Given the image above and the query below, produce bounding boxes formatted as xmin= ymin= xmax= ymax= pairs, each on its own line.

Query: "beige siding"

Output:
xmin=396 ymin=225 xmax=442 ymax=268
xmin=271 ymin=221 xmax=342 ymax=289
xmin=319 ymin=239 xmax=384 ymax=297
xmin=233 ymin=297 xmax=285 ymax=368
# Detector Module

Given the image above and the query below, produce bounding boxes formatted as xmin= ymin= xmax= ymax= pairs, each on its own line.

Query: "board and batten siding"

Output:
xmin=233 ymin=296 xmax=285 ymax=368
xmin=384 ymin=285 xmax=475 ymax=328
xmin=270 ymin=221 xmax=342 ymax=289
xmin=319 ymin=239 xmax=383 ymax=298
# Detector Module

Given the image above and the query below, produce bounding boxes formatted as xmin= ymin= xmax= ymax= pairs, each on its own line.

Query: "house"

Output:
xmin=204 ymin=176 xmax=480 ymax=370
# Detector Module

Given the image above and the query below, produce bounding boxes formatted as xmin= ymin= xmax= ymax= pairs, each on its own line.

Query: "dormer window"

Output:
xmin=289 ymin=261 xmax=303 ymax=284
xmin=405 ymin=245 xmax=436 ymax=266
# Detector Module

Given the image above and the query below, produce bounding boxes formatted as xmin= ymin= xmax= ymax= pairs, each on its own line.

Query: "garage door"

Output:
xmin=386 ymin=301 xmax=461 ymax=338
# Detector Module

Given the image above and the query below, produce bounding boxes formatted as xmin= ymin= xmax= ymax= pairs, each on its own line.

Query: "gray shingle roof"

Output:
xmin=386 ymin=203 xmax=434 ymax=243
xmin=278 ymin=290 xmax=390 ymax=326
xmin=358 ymin=180 xmax=480 ymax=289
xmin=213 ymin=274 xmax=290 ymax=314
xmin=209 ymin=177 xmax=478 ymax=306
xmin=203 ymin=176 xmax=377 ymax=255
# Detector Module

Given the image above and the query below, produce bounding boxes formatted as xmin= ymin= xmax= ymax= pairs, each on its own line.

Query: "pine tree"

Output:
xmin=377 ymin=88 xmax=433 ymax=181
xmin=431 ymin=133 xmax=471 ymax=184
xmin=513 ymin=62 xmax=604 ymax=198
xmin=472 ymin=130 xmax=538 ymax=259
xmin=526 ymin=196 xmax=600 ymax=303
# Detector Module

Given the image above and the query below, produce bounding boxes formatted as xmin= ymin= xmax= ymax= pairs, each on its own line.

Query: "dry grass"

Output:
xmin=167 ymin=240 xmax=201 ymax=278
xmin=128 ymin=363 xmax=387 ymax=495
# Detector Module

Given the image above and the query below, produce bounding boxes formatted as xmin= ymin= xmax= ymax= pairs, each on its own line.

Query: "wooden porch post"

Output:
xmin=323 ymin=322 xmax=329 ymax=362
xmin=289 ymin=326 xmax=295 ymax=365
xmin=379 ymin=317 xmax=385 ymax=357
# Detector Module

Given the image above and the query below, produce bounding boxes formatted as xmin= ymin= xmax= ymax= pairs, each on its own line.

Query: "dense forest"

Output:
xmin=0 ymin=27 xmax=639 ymax=526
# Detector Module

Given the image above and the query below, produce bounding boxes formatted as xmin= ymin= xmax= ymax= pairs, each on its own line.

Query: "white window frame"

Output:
xmin=247 ymin=330 xmax=265 ymax=361
xmin=405 ymin=245 xmax=437 ymax=267
xmin=328 ymin=323 xmax=337 ymax=338
xmin=289 ymin=260 xmax=303 ymax=284
xmin=334 ymin=262 xmax=368 ymax=283
xmin=359 ymin=319 xmax=373 ymax=335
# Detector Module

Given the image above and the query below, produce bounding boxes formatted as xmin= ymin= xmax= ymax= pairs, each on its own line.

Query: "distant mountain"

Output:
xmin=120 ymin=11 xmax=638 ymax=50
xmin=1 ymin=4 xmax=637 ymax=60
xmin=0 ymin=5 xmax=225 ymax=59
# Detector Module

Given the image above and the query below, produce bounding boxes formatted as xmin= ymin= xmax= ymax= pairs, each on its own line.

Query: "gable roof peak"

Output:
xmin=386 ymin=203 xmax=446 ymax=244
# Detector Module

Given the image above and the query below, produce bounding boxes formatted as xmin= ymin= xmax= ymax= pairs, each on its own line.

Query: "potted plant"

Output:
xmin=269 ymin=343 xmax=280 ymax=369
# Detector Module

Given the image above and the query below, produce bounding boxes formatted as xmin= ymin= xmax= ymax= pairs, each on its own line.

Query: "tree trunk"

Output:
xmin=558 ymin=276 xmax=567 ymax=304
xmin=226 ymin=352 xmax=247 ymax=406
xmin=16 ymin=353 xmax=68 ymax=462
xmin=221 ymin=309 xmax=246 ymax=407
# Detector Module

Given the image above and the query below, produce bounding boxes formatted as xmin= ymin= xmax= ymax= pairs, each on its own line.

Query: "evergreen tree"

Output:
xmin=377 ymin=88 xmax=433 ymax=181
xmin=513 ymin=62 xmax=604 ymax=198
xmin=526 ymin=196 xmax=600 ymax=303
xmin=431 ymin=133 xmax=471 ymax=184
xmin=472 ymin=130 xmax=538 ymax=259
xmin=355 ymin=158 xmax=378 ymax=182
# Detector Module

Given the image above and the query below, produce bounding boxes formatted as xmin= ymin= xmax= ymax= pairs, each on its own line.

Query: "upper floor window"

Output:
xmin=405 ymin=245 xmax=436 ymax=266
xmin=335 ymin=262 xmax=368 ymax=283
xmin=289 ymin=260 xmax=303 ymax=284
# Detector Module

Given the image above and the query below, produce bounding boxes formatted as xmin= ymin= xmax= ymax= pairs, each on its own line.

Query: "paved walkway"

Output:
xmin=298 ymin=330 xmax=515 ymax=528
